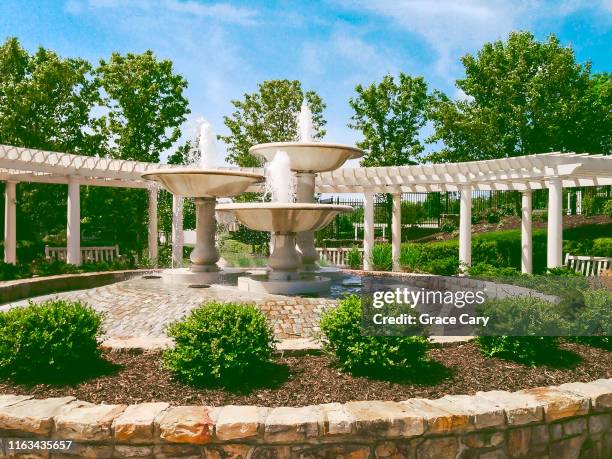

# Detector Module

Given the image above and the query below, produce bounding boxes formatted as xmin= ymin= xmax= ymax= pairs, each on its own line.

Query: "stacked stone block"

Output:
xmin=0 ymin=379 xmax=610 ymax=458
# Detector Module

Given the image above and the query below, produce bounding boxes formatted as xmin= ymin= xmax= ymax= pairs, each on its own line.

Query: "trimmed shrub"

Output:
xmin=164 ymin=302 xmax=275 ymax=386
xmin=604 ymin=199 xmax=612 ymax=218
xmin=592 ymin=238 xmax=612 ymax=257
xmin=370 ymin=244 xmax=392 ymax=271
xmin=346 ymin=246 xmax=362 ymax=270
xmin=423 ymin=256 xmax=459 ymax=275
xmin=467 ymin=262 xmax=521 ymax=277
xmin=0 ymin=300 xmax=102 ymax=380
xmin=572 ymin=289 xmax=612 ymax=350
xmin=475 ymin=296 xmax=569 ymax=365
xmin=319 ymin=295 xmax=429 ymax=374
xmin=399 ymin=244 xmax=422 ymax=272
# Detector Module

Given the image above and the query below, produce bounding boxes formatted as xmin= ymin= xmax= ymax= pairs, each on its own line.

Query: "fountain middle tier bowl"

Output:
xmin=141 ymin=168 xmax=264 ymax=198
xmin=250 ymin=142 xmax=363 ymax=172
xmin=216 ymin=203 xmax=353 ymax=233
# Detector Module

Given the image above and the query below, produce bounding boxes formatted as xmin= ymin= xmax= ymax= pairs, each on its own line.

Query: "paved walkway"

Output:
xmin=2 ymin=277 xmax=337 ymax=342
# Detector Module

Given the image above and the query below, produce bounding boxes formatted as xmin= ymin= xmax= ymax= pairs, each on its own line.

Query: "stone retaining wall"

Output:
xmin=0 ymin=270 xmax=158 ymax=304
xmin=0 ymin=379 xmax=610 ymax=458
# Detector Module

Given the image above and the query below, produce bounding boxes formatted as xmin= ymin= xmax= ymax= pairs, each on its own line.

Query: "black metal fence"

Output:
xmin=316 ymin=185 xmax=611 ymax=243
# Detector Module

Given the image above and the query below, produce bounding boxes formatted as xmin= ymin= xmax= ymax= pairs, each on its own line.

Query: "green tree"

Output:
xmin=0 ymin=37 xmax=104 ymax=154
xmin=96 ymin=51 xmax=189 ymax=162
xmin=219 ymin=79 xmax=326 ymax=167
xmin=587 ymin=72 xmax=612 ymax=153
xmin=0 ymin=38 xmax=104 ymax=249
xmin=0 ymin=39 xmax=192 ymax=260
xmin=348 ymin=73 xmax=429 ymax=242
xmin=348 ymin=73 xmax=429 ymax=167
xmin=84 ymin=51 xmax=190 ymax=257
xmin=428 ymin=32 xmax=610 ymax=162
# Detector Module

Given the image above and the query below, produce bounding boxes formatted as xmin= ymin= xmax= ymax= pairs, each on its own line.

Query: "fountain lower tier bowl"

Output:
xmin=250 ymin=142 xmax=362 ymax=172
xmin=141 ymin=168 xmax=263 ymax=197
xmin=216 ymin=203 xmax=353 ymax=294
xmin=215 ymin=202 xmax=354 ymax=233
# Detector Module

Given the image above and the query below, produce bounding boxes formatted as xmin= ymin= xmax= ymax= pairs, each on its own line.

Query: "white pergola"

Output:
xmin=0 ymin=144 xmax=167 ymax=266
xmin=1 ymin=145 xmax=610 ymax=273
xmin=317 ymin=152 xmax=612 ymax=272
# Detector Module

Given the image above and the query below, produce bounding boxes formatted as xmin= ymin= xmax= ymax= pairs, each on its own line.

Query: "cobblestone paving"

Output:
xmin=2 ymin=277 xmax=337 ymax=341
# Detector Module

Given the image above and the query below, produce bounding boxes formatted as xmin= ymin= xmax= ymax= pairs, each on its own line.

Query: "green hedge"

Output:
xmin=0 ymin=300 xmax=102 ymax=380
xmin=0 ymin=258 xmax=137 ymax=281
xmin=394 ymin=224 xmax=611 ymax=275
xmin=396 ymin=230 xmax=548 ymax=274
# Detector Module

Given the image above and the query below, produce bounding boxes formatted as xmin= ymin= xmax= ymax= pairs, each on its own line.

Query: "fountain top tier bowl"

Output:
xmin=216 ymin=202 xmax=353 ymax=233
xmin=142 ymin=168 xmax=264 ymax=198
xmin=250 ymin=142 xmax=363 ymax=172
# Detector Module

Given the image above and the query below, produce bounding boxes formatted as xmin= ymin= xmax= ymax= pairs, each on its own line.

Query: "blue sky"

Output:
xmin=1 ymin=0 xmax=610 ymax=163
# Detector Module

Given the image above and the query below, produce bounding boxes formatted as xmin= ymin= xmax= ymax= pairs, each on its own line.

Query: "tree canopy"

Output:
xmin=0 ymin=37 xmax=190 ymax=259
xmin=220 ymin=80 xmax=326 ymax=167
xmin=427 ymin=31 xmax=611 ymax=162
xmin=0 ymin=37 xmax=103 ymax=154
xmin=348 ymin=73 xmax=429 ymax=167
xmin=97 ymin=51 xmax=189 ymax=162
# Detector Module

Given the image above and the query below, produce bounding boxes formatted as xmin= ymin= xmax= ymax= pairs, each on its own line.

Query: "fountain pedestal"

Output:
xmin=295 ymin=172 xmax=318 ymax=270
xmin=268 ymin=233 xmax=301 ymax=280
xmin=190 ymin=198 xmax=220 ymax=272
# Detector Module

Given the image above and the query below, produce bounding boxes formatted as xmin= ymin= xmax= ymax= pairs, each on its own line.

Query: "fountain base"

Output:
xmin=190 ymin=264 xmax=220 ymax=273
xmin=236 ymin=274 xmax=331 ymax=295
xmin=159 ymin=267 xmax=242 ymax=285
xmin=306 ymin=266 xmax=345 ymax=279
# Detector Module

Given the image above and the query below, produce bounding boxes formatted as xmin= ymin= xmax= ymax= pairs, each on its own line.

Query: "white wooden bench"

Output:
xmin=564 ymin=254 xmax=612 ymax=276
xmin=317 ymin=247 xmax=364 ymax=267
xmin=45 ymin=245 xmax=121 ymax=263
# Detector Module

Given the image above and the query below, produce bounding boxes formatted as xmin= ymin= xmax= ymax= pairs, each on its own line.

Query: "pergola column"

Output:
xmin=521 ymin=190 xmax=532 ymax=274
xmin=459 ymin=184 xmax=472 ymax=272
xmin=391 ymin=192 xmax=402 ymax=272
xmin=67 ymin=175 xmax=81 ymax=266
xmin=547 ymin=178 xmax=563 ymax=269
xmin=363 ymin=191 xmax=375 ymax=271
xmin=147 ymin=186 xmax=158 ymax=264
xmin=171 ymin=195 xmax=184 ymax=268
xmin=4 ymin=181 xmax=17 ymax=264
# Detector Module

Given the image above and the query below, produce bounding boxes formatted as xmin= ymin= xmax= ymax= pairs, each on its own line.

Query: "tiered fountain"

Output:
xmin=217 ymin=101 xmax=362 ymax=294
xmin=251 ymin=101 xmax=362 ymax=276
xmin=142 ymin=120 xmax=264 ymax=283
xmin=143 ymin=105 xmax=362 ymax=294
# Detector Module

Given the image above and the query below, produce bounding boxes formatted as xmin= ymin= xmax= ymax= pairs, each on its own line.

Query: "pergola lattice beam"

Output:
xmin=0 ymin=144 xmax=168 ymax=183
xmin=315 ymin=152 xmax=612 ymax=193
xmin=0 ymin=145 xmax=610 ymax=194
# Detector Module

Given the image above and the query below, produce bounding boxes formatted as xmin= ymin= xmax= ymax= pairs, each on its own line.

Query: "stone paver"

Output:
xmin=0 ymin=396 xmax=75 ymax=434
xmin=54 ymin=403 xmax=127 ymax=441
xmin=2 ymin=277 xmax=336 ymax=342
xmin=112 ymin=402 xmax=170 ymax=443
xmin=158 ymin=406 xmax=214 ymax=444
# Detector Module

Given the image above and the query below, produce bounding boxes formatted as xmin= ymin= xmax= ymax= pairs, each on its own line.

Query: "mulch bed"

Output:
xmin=0 ymin=341 xmax=609 ymax=407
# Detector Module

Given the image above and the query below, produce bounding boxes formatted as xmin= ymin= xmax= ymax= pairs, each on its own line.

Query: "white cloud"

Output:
xmin=164 ymin=0 xmax=258 ymax=25
xmin=300 ymin=25 xmax=406 ymax=85
xmin=66 ymin=0 xmax=258 ymax=25
xmin=64 ymin=0 xmax=256 ymax=162
xmin=339 ymin=0 xmax=610 ymax=83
